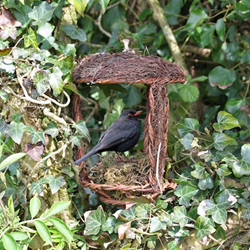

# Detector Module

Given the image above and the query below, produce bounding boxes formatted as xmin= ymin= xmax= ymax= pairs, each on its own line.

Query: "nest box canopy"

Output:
xmin=72 ymin=52 xmax=186 ymax=85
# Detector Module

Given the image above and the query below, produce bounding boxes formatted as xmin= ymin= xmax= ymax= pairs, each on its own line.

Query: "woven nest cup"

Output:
xmin=72 ymin=52 xmax=186 ymax=206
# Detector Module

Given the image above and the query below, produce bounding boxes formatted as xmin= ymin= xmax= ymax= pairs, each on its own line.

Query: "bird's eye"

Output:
xmin=128 ymin=113 xmax=133 ymax=117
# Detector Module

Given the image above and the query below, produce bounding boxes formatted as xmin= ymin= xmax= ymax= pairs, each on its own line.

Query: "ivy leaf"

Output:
xmin=135 ymin=203 xmax=151 ymax=218
xmin=213 ymin=132 xmax=237 ymax=151
xmin=24 ymin=27 xmax=38 ymax=49
xmin=28 ymin=1 xmax=56 ymax=27
xmin=214 ymin=226 xmax=226 ymax=240
xmin=194 ymin=216 xmax=215 ymax=239
xmin=213 ymin=111 xmax=240 ymax=132
xmin=47 ymin=175 xmax=66 ymax=194
xmin=6 ymin=121 xmax=26 ymax=144
xmin=49 ymin=67 xmax=64 ymax=97
xmin=70 ymin=135 xmax=82 ymax=147
xmin=173 ymin=206 xmax=188 ymax=227
xmin=97 ymin=0 xmax=110 ymax=13
xmin=191 ymin=162 xmax=208 ymax=179
xmin=67 ymin=0 xmax=89 ymax=17
xmin=198 ymin=176 xmax=214 ymax=190
xmin=62 ymin=25 xmax=87 ymax=42
xmin=203 ymin=200 xmax=228 ymax=224
xmin=241 ymin=144 xmax=250 ymax=163
xmin=215 ymin=18 xmax=225 ymax=41
xmin=85 ymin=206 xmax=106 ymax=235
xmin=102 ymin=217 xmax=116 ymax=234
xmin=179 ymin=84 xmax=199 ymax=103
xmin=209 ymin=66 xmax=236 ymax=89
xmin=185 ymin=9 xmax=208 ymax=30
xmin=177 ymin=118 xmax=199 ymax=137
xmin=33 ymin=70 xmax=50 ymax=95
xmin=0 ymin=89 xmax=8 ymax=102
xmin=30 ymin=178 xmax=47 ymax=195
xmin=73 ymin=120 xmax=90 ymax=143
xmin=180 ymin=133 xmax=194 ymax=150
xmin=122 ymin=206 xmax=136 ymax=220
xmin=25 ymin=126 xmax=46 ymax=145
xmin=149 ymin=217 xmax=166 ymax=233
xmin=174 ymin=184 xmax=198 ymax=206
xmin=217 ymin=164 xmax=232 ymax=177
xmin=45 ymin=122 xmax=59 ymax=138
xmin=232 ymin=161 xmax=250 ymax=178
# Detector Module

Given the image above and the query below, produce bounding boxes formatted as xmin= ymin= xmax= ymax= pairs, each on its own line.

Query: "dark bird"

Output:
xmin=74 ymin=109 xmax=142 ymax=165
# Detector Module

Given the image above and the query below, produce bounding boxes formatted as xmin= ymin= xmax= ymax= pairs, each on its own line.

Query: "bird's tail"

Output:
xmin=73 ymin=147 xmax=99 ymax=165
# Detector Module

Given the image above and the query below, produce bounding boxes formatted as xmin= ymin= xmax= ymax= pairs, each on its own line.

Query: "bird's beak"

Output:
xmin=134 ymin=110 xmax=143 ymax=116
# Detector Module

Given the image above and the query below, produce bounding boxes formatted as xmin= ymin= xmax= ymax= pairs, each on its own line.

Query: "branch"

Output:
xmin=182 ymin=45 xmax=211 ymax=57
xmin=147 ymin=0 xmax=187 ymax=70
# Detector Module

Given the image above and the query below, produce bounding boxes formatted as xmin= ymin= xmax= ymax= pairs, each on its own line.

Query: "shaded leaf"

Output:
xmin=215 ymin=18 xmax=225 ymax=41
xmin=186 ymin=9 xmax=208 ymax=30
xmin=209 ymin=66 xmax=236 ymax=89
xmin=97 ymin=0 xmax=110 ymax=13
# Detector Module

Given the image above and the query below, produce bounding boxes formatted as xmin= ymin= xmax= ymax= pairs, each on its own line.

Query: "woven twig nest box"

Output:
xmin=72 ymin=52 xmax=186 ymax=206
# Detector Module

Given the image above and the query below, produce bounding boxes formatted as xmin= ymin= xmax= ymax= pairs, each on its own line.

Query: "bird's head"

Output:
xmin=121 ymin=109 xmax=143 ymax=119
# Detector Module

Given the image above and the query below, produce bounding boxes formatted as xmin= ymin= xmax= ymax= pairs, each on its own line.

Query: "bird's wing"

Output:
xmin=97 ymin=119 xmax=138 ymax=150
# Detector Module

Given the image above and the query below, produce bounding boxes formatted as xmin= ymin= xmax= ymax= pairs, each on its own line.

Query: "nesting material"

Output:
xmin=73 ymin=52 xmax=186 ymax=205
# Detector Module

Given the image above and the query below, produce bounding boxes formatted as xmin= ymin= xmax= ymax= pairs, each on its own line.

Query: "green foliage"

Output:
xmin=1 ymin=0 xmax=250 ymax=249
xmin=0 ymin=196 xmax=81 ymax=249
